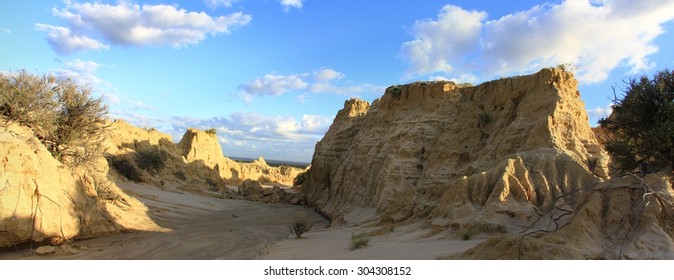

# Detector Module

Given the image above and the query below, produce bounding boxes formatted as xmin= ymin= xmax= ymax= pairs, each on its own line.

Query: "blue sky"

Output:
xmin=2 ymin=0 xmax=674 ymax=162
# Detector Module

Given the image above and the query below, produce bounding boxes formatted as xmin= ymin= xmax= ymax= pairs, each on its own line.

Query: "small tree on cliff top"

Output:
xmin=598 ymin=69 xmax=674 ymax=175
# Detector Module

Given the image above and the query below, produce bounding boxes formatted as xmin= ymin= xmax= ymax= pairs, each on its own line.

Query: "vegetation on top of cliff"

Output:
xmin=0 ymin=70 xmax=108 ymax=166
xmin=205 ymin=128 xmax=217 ymax=135
xmin=385 ymin=85 xmax=402 ymax=97
xmin=599 ymin=69 xmax=674 ymax=175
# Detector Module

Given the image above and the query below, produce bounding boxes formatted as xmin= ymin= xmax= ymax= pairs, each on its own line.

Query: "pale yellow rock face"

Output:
xmin=0 ymin=121 xmax=164 ymax=248
xmin=304 ymin=68 xmax=608 ymax=228
xmin=178 ymin=128 xmax=242 ymax=183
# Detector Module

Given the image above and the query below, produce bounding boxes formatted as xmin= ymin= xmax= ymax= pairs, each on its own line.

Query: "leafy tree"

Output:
xmin=598 ymin=69 xmax=674 ymax=175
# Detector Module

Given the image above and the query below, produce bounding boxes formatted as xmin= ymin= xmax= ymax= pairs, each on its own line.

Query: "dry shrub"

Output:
xmin=135 ymin=148 xmax=166 ymax=172
xmin=0 ymin=70 xmax=108 ymax=166
xmin=289 ymin=214 xmax=313 ymax=238
xmin=350 ymin=233 xmax=370 ymax=250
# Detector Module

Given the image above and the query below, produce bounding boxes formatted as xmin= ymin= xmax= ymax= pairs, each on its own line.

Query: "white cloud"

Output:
xmin=39 ymin=2 xmax=251 ymax=54
xmin=240 ymin=74 xmax=309 ymax=96
xmin=0 ymin=27 xmax=11 ymax=34
xmin=301 ymin=115 xmax=333 ymax=134
xmin=53 ymin=59 xmax=123 ymax=105
xmin=401 ymin=0 xmax=674 ymax=83
xmin=55 ymin=59 xmax=103 ymax=85
xmin=315 ymin=68 xmax=344 ymax=82
xmin=205 ymin=0 xmax=240 ymax=9
xmin=239 ymin=68 xmax=382 ymax=102
xmin=401 ymin=5 xmax=486 ymax=77
xmin=587 ymin=103 xmax=614 ymax=119
xmin=308 ymin=82 xmax=382 ymax=96
xmin=34 ymin=23 xmax=109 ymax=54
xmin=280 ymin=0 xmax=304 ymax=11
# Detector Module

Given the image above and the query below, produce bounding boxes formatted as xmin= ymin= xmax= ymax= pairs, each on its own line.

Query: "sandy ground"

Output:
xmin=0 ymin=182 xmax=482 ymax=260
xmin=263 ymin=223 xmax=484 ymax=260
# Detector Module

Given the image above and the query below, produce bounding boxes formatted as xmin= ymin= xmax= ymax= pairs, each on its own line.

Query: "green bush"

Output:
xmin=205 ymin=128 xmax=217 ymax=135
xmin=350 ymin=233 xmax=370 ymax=250
xmin=293 ymin=171 xmax=306 ymax=186
xmin=478 ymin=111 xmax=492 ymax=124
xmin=386 ymin=85 xmax=402 ymax=98
xmin=0 ymin=70 xmax=108 ymax=166
xmin=135 ymin=149 xmax=166 ymax=172
xmin=174 ymin=170 xmax=187 ymax=181
xmin=598 ymin=69 xmax=674 ymax=174
xmin=462 ymin=231 xmax=473 ymax=240
xmin=108 ymin=157 xmax=143 ymax=182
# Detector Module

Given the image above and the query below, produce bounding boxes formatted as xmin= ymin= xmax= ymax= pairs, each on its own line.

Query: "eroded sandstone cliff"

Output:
xmin=0 ymin=120 xmax=165 ymax=248
xmin=304 ymin=68 xmax=674 ymax=258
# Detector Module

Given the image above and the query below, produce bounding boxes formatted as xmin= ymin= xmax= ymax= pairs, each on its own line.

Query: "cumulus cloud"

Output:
xmin=35 ymin=24 xmax=109 ymax=54
xmin=239 ymin=68 xmax=381 ymax=103
xmin=37 ymin=2 xmax=251 ymax=54
xmin=280 ymin=0 xmax=304 ymax=11
xmin=401 ymin=0 xmax=674 ymax=83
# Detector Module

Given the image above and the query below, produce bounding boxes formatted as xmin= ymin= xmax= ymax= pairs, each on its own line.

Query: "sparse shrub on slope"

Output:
xmin=350 ymin=233 xmax=369 ymax=250
xmin=135 ymin=148 xmax=167 ymax=172
xmin=108 ymin=157 xmax=143 ymax=182
xmin=599 ymin=69 xmax=674 ymax=175
xmin=0 ymin=70 xmax=108 ymax=166
xmin=293 ymin=171 xmax=306 ymax=186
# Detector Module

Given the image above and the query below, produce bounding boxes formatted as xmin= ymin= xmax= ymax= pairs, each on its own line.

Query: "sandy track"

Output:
xmin=1 ymin=182 xmax=483 ymax=260
xmin=0 ymin=182 xmax=327 ymax=260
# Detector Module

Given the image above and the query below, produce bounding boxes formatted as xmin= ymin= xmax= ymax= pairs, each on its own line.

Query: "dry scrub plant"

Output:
xmin=350 ymin=233 xmax=369 ymax=250
xmin=0 ymin=70 xmax=108 ymax=166
xmin=289 ymin=214 xmax=313 ymax=238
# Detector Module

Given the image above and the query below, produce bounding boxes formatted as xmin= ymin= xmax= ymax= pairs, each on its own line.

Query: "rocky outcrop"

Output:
xmin=304 ymin=68 xmax=610 ymax=227
xmin=303 ymin=68 xmax=674 ymax=258
xmin=454 ymin=173 xmax=674 ymax=259
xmin=105 ymin=121 xmax=304 ymax=189
xmin=0 ymin=120 xmax=164 ymax=248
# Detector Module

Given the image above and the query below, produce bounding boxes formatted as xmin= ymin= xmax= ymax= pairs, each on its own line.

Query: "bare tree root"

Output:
xmin=516 ymin=183 xmax=598 ymax=259
xmin=515 ymin=173 xmax=674 ymax=259
xmin=616 ymin=174 xmax=674 ymax=259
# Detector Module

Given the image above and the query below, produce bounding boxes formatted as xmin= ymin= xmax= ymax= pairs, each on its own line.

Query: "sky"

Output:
xmin=2 ymin=0 xmax=674 ymax=163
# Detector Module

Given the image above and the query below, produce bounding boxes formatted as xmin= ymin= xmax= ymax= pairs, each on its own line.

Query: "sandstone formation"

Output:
xmin=104 ymin=120 xmax=304 ymax=190
xmin=303 ymin=68 xmax=674 ymax=258
xmin=0 ymin=120 xmax=164 ymax=248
